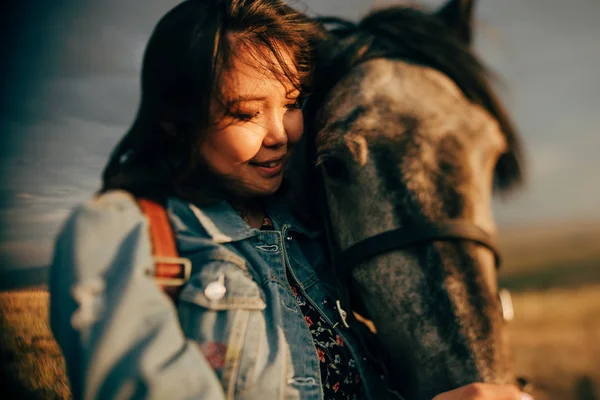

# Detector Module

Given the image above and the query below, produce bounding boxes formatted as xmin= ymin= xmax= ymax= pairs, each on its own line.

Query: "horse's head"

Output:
xmin=305 ymin=0 xmax=524 ymax=398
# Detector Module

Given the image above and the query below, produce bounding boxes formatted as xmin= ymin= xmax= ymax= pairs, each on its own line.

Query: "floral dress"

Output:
xmin=262 ymin=216 xmax=364 ymax=399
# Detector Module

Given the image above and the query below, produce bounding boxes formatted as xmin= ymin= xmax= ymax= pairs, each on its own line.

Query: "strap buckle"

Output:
xmin=151 ymin=256 xmax=192 ymax=287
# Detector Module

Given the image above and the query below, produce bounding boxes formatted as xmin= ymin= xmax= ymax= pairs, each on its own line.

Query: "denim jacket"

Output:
xmin=49 ymin=190 xmax=388 ymax=400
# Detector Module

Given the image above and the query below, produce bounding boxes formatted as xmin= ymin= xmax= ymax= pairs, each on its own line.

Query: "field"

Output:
xmin=1 ymin=222 xmax=599 ymax=399
xmin=508 ymin=285 xmax=600 ymax=400
xmin=0 ymin=288 xmax=70 ymax=399
xmin=499 ymin=221 xmax=600 ymax=399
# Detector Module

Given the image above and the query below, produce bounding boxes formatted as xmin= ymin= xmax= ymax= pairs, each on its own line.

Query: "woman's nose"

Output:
xmin=262 ymin=112 xmax=287 ymax=148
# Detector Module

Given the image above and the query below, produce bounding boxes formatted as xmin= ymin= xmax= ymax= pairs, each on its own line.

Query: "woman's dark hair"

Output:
xmin=101 ymin=0 xmax=321 ymax=203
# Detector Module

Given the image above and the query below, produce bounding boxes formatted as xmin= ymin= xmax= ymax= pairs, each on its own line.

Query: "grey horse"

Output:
xmin=302 ymin=0 xmax=525 ymax=399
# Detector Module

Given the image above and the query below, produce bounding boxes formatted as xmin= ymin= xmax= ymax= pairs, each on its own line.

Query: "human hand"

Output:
xmin=432 ymin=383 xmax=534 ymax=400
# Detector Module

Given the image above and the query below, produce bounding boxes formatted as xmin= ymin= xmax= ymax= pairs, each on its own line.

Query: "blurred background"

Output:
xmin=0 ymin=0 xmax=598 ymax=399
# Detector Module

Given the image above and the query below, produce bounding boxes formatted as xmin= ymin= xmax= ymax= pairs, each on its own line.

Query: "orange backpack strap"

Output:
xmin=137 ymin=198 xmax=191 ymax=302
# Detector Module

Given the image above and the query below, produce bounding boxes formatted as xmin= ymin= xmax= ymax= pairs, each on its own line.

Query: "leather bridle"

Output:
xmin=338 ymin=220 xmax=501 ymax=272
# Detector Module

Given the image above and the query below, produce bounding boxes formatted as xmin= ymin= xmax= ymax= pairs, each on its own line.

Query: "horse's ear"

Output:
xmin=436 ymin=0 xmax=476 ymax=45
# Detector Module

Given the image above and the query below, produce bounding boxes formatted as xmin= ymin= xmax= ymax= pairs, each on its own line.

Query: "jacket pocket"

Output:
xmin=177 ymin=260 xmax=267 ymax=399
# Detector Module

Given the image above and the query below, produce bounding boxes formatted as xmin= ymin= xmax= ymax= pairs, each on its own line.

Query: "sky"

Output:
xmin=1 ymin=0 xmax=599 ymax=269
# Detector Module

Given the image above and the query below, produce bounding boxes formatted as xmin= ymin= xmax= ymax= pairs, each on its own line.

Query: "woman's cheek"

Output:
xmin=213 ymin=125 xmax=264 ymax=163
xmin=284 ymin=109 xmax=304 ymax=144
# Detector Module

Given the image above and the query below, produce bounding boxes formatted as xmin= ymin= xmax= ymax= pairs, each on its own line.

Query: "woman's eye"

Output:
xmin=230 ymin=111 xmax=260 ymax=121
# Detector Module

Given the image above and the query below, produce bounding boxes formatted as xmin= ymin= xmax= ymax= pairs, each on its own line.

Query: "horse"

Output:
xmin=302 ymin=0 xmax=525 ymax=398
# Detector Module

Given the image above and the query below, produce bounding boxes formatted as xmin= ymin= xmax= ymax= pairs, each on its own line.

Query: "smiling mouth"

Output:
xmin=249 ymin=156 xmax=286 ymax=178
xmin=251 ymin=160 xmax=282 ymax=168
xmin=250 ymin=156 xmax=285 ymax=168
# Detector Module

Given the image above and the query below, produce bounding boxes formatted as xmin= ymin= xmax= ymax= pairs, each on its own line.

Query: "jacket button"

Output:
xmin=286 ymin=234 xmax=293 ymax=242
xmin=205 ymin=274 xmax=226 ymax=301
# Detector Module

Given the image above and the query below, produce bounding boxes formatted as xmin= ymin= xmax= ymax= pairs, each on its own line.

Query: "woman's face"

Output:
xmin=201 ymin=45 xmax=304 ymax=198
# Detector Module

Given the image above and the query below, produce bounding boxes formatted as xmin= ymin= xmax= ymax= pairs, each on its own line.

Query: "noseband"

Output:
xmin=338 ymin=220 xmax=501 ymax=271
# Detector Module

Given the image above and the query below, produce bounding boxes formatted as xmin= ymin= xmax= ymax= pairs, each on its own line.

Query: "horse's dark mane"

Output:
xmin=307 ymin=6 xmax=524 ymax=191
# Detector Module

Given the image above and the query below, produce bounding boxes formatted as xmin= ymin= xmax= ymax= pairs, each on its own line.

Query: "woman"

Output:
xmin=49 ymin=1 xmax=532 ymax=399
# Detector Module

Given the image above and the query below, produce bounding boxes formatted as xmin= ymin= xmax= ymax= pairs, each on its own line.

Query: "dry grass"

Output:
xmin=507 ymin=285 xmax=600 ymax=400
xmin=496 ymin=223 xmax=600 ymax=399
xmin=0 ymin=289 xmax=70 ymax=400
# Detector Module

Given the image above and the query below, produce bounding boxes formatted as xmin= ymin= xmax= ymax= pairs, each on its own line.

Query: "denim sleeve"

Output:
xmin=49 ymin=191 xmax=226 ymax=400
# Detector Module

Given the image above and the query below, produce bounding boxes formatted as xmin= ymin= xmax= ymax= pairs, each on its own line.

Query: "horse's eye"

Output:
xmin=319 ymin=155 xmax=349 ymax=182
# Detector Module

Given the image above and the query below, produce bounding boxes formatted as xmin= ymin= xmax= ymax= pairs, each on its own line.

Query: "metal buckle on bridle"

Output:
xmin=335 ymin=299 xmax=351 ymax=328
xmin=498 ymin=288 xmax=515 ymax=322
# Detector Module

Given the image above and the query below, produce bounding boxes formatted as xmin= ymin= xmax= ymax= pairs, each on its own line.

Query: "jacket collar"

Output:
xmin=263 ymin=197 xmax=320 ymax=239
xmin=166 ymin=196 xmax=320 ymax=243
